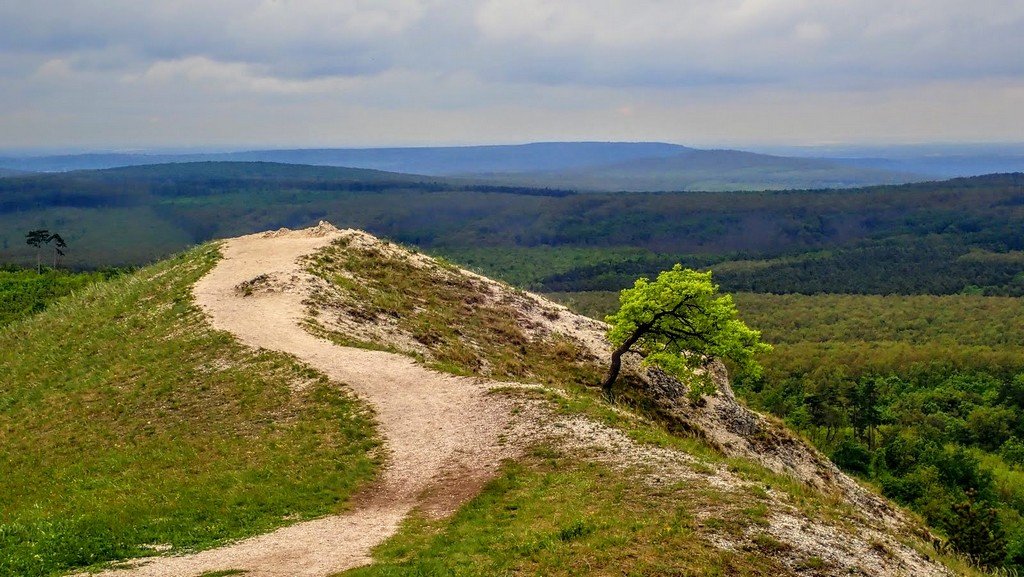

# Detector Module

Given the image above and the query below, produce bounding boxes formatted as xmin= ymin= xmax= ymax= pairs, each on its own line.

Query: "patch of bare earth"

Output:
xmin=88 ymin=223 xmax=950 ymax=577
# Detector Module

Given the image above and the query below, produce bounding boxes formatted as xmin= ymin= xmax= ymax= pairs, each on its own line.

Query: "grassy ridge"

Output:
xmin=0 ymin=244 xmax=379 ymax=576
xmin=304 ymin=237 xmax=979 ymax=576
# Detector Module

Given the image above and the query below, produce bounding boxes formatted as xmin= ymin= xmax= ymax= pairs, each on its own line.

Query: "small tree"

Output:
xmin=602 ymin=265 xmax=770 ymax=400
xmin=947 ymin=490 xmax=1007 ymax=568
xmin=25 ymin=229 xmax=50 ymax=273
xmin=49 ymin=233 xmax=67 ymax=268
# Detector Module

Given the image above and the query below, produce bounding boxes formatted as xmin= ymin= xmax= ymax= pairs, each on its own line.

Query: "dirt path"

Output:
xmin=91 ymin=224 xmax=517 ymax=577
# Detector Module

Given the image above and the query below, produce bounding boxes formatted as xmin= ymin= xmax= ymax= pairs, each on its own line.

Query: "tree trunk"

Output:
xmin=601 ymin=324 xmax=648 ymax=400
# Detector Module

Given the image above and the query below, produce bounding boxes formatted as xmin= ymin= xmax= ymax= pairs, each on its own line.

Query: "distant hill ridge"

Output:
xmin=0 ymin=141 xmax=920 ymax=191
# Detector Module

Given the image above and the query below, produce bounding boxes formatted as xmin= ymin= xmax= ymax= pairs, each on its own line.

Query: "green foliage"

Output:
xmin=0 ymin=245 xmax=379 ymax=576
xmin=605 ymin=266 xmax=770 ymax=395
xmin=830 ymin=439 xmax=872 ymax=475
xmin=0 ymin=266 xmax=124 ymax=327
xmin=947 ymin=492 xmax=1008 ymax=568
xmin=1000 ymin=437 xmax=1024 ymax=466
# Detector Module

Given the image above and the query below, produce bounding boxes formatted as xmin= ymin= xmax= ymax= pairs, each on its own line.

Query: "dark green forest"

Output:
xmin=1 ymin=163 xmax=1022 ymax=295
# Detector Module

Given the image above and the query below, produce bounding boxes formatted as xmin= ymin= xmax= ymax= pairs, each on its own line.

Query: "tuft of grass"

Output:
xmin=749 ymin=533 xmax=790 ymax=554
xmin=0 ymin=243 xmax=380 ymax=577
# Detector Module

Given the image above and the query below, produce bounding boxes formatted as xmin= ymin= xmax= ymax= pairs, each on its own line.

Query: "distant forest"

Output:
xmin=1 ymin=162 xmax=1022 ymax=295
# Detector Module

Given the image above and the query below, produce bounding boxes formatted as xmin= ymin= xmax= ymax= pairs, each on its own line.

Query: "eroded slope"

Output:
xmin=298 ymin=227 xmax=961 ymax=576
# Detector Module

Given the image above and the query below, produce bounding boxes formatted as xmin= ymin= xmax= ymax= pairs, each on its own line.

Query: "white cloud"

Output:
xmin=0 ymin=0 xmax=1023 ymax=147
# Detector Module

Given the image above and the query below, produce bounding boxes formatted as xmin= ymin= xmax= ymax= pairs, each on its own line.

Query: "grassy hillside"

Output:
xmin=551 ymin=289 xmax=1024 ymax=570
xmin=343 ymin=454 xmax=802 ymax=576
xmin=0 ymin=244 xmax=379 ymax=577
xmin=297 ymin=233 xmax=980 ymax=576
xmin=0 ymin=230 xmax=991 ymax=576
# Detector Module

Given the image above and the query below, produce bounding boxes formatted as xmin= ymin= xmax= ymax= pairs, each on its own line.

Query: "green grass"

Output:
xmin=0 ymin=267 xmax=123 ymax=327
xmin=304 ymin=237 xmax=603 ymax=387
xmin=338 ymin=443 xmax=994 ymax=577
xmin=0 ymin=243 xmax=380 ymax=577
xmin=339 ymin=451 xmax=792 ymax=577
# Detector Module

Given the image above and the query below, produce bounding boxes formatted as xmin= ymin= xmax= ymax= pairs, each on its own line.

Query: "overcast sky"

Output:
xmin=2 ymin=0 xmax=1023 ymax=151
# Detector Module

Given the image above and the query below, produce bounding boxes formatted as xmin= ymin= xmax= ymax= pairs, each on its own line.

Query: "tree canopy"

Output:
xmin=602 ymin=265 xmax=770 ymax=399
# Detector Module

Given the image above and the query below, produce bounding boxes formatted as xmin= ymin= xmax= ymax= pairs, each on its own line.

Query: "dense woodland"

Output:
xmin=4 ymin=162 xmax=1024 ymax=569
xmin=1 ymin=164 xmax=1022 ymax=295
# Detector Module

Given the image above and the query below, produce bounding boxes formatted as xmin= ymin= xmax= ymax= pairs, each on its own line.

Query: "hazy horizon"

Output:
xmin=4 ymin=140 xmax=1024 ymax=159
xmin=3 ymin=1 xmax=1023 ymax=150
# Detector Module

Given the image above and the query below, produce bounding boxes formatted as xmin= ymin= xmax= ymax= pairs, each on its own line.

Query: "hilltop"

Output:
xmin=0 ymin=223 xmax=979 ymax=576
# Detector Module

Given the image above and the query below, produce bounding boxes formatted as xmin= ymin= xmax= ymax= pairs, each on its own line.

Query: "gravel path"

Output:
xmin=89 ymin=224 xmax=516 ymax=577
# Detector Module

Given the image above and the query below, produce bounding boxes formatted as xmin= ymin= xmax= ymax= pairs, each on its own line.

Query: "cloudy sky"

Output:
xmin=2 ymin=0 xmax=1023 ymax=151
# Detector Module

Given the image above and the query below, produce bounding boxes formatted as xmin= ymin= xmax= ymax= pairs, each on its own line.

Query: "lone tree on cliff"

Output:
xmin=602 ymin=265 xmax=770 ymax=401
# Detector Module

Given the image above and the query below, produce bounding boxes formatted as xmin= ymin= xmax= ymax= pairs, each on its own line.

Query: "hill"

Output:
xmin=480 ymin=148 xmax=920 ymax=191
xmin=0 ymin=142 xmax=690 ymax=175
xmin=0 ymin=142 xmax=919 ymax=191
xmin=0 ymin=240 xmax=379 ymax=577
xmin=0 ymin=224 xmax=973 ymax=576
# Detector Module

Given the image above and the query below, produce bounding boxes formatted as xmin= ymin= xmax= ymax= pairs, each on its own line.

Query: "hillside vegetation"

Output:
xmin=292 ymin=231 xmax=979 ymax=576
xmin=552 ymin=289 xmax=1024 ymax=570
xmin=0 ymin=226 xmax=993 ymax=576
xmin=0 ymin=267 xmax=123 ymax=327
xmin=0 ymin=244 xmax=379 ymax=576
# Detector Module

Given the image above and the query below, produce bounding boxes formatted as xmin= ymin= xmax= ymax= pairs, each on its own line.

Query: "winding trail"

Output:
xmin=93 ymin=225 xmax=517 ymax=577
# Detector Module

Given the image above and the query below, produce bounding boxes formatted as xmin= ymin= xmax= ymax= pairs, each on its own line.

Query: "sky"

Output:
xmin=2 ymin=0 xmax=1024 ymax=151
